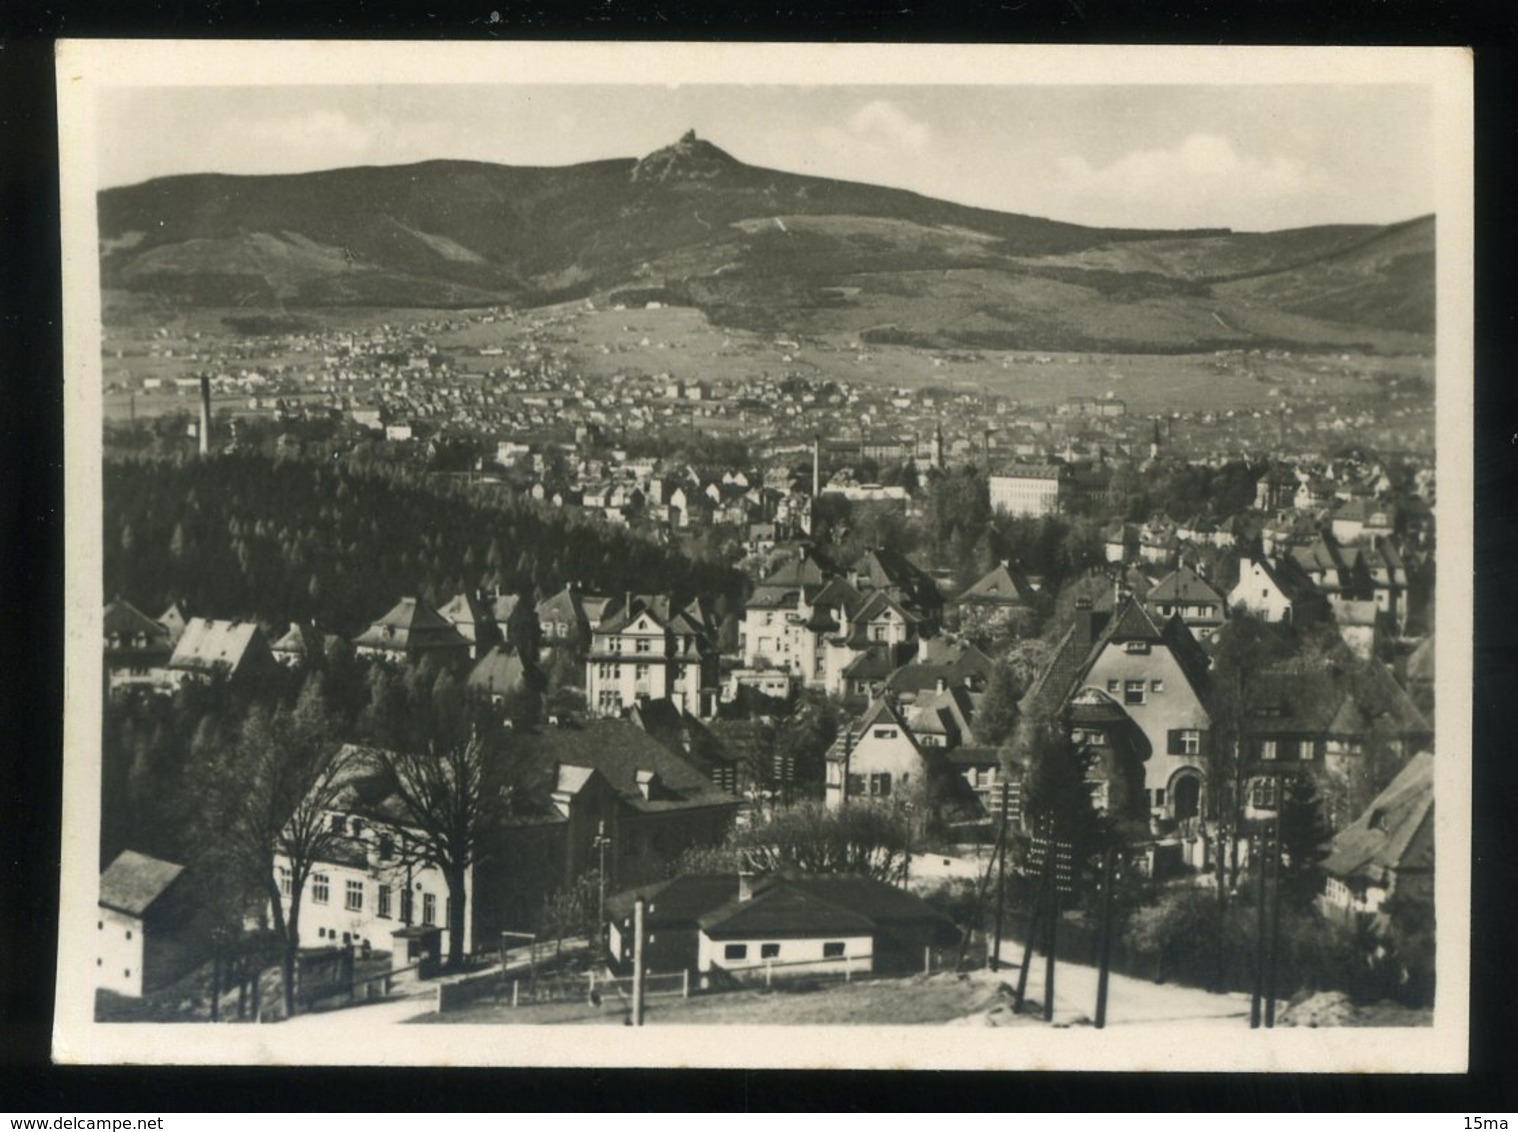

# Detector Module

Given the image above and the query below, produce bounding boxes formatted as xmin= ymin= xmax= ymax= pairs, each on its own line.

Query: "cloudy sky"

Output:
xmin=96 ymin=83 xmax=1434 ymax=232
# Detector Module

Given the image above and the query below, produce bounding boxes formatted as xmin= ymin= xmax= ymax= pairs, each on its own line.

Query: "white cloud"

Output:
xmin=1053 ymin=133 xmax=1329 ymax=229
xmin=847 ymin=99 xmax=932 ymax=154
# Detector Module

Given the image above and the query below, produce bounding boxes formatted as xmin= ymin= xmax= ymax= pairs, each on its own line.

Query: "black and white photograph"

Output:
xmin=52 ymin=41 xmax=1473 ymax=1071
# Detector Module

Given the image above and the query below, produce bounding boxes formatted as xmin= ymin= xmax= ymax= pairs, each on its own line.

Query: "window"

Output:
xmin=636 ymin=637 xmax=651 ymax=654
xmin=312 ymin=873 xmax=330 ymax=904
xmin=1155 ymin=788 xmax=1166 ymax=807
xmin=1124 ymin=680 xmax=1146 ymax=705
xmin=1106 ymin=679 xmax=1120 ymax=694
xmin=378 ymin=835 xmax=394 ymax=861
xmin=724 ymin=943 xmax=748 ymax=961
xmin=278 ymin=866 xmax=292 ymax=897
xmin=345 ymin=879 xmax=364 ymax=912
xmin=1161 ymin=604 xmax=1173 ymax=616
xmin=823 ymin=942 xmax=846 ymax=959
xmin=125 ymin=929 xmax=132 ymax=940
xmin=1180 ymin=730 xmax=1201 ymax=756
xmin=1150 ymin=679 xmax=1165 ymax=693
xmin=635 ymin=663 xmax=650 ymax=681
xmin=873 ymin=727 xmax=896 ymax=739
xmin=1123 ymin=641 xmax=1150 ymax=654
xmin=401 ymin=888 xmax=414 ymax=924
xmin=1251 ymin=777 xmax=1280 ymax=809
xmin=378 ymin=885 xmax=392 ymax=919
xmin=760 ymin=943 xmax=781 ymax=959
xmin=1261 ymin=739 xmax=1278 ymax=762
xmin=329 ymin=814 xmax=344 ymax=832
xmin=422 ymin=893 xmax=436 ymax=926
xmin=869 ymin=772 xmax=892 ymax=798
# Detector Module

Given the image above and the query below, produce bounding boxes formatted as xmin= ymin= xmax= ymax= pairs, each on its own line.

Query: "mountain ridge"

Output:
xmin=97 ymin=133 xmax=1434 ymax=350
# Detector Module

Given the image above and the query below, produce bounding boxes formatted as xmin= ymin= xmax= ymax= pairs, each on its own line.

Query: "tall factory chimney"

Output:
xmin=198 ymin=375 xmax=211 ymax=457
xmin=812 ymin=435 xmax=820 ymax=498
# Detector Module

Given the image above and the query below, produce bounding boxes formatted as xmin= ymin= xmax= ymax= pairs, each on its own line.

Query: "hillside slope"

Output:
xmin=97 ymin=131 xmax=1434 ymax=352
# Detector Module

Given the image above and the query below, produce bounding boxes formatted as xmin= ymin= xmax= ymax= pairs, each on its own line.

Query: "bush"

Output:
xmin=1121 ymin=883 xmax=1403 ymax=1003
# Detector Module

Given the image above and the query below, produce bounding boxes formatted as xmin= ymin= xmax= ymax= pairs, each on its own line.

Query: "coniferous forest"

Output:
xmin=103 ymin=453 xmax=746 ymax=634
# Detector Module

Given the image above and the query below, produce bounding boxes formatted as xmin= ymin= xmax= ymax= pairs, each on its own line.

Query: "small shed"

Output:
xmin=391 ymin=924 xmax=444 ymax=979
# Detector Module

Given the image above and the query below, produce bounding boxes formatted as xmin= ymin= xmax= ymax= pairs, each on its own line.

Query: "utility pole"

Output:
xmin=1250 ymin=823 xmax=1268 ymax=1029
xmin=1094 ymin=843 xmax=1116 ymax=1029
xmin=593 ymin=820 xmax=612 ymax=947
xmin=631 ymin=896 xmax=646 ymax=1027
xmin=990 ymin=779 xmax=1010 ymax=972
xmin=1013 ymin=851 xmax=1050 ymax=1014
xmin=1265 ymin=810 xmax=1284 ymax=1028
xmin=1042 ymin=834 xmax=1059 ymax=1024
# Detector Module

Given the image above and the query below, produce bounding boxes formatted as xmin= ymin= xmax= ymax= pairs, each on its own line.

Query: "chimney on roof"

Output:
xmin=1074 ymin=596 xmax=1098 ymax=644
xmin=738 ymin=871 xmax=755 ymax=903
xmin=936 ymin=677 xmax=948 ymax=694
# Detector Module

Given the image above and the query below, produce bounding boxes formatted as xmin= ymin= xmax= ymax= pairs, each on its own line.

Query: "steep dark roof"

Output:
xmin=839 ymin=644 xmax=905 ymax=682
xmin=957 ymin=563 xmax=1036 ymax=606
xmin=851 ymin=547 xmax=940 ymax=609
xmin=596 ymin=593 xmax=710 ymax=638
xmin=1102 ymin=596 xmax=1165 ymax=644
xmin=466 ymin=644 xmax=531 ymax=696
xmin=699 ymin=875 xmax=956 ymax=940
xmin=1405 ymin=635 xmax=1435 ymax=683
xmin=103 ymin=599 xmax=170 ymax=643
xmin=758 ymin=546 xmax=839 ymax=592
xmin=99 ymin=850 xmax=184 ymax=918
xmin=605 ymin=874 xmax=740 ymax=925
xmin=353 ymin=597 xmax=471 ymax=654
xmin=1246 ymin=660 xmax=1430 ymax=738
xmin=1147 ymin=565 xmax=1225 ymax=606
xmin=271 ymin=621 xmax=325 ymax=659
xmin=793 ymin=875 xmax=957 ymax=929
xmin=507 ymin=719 xmax=739 ymax=816
xmin=1019 ymin=623 xmax=1089 ymax=725
xmin=1322 ymin=752 xmax=1434 ymax=885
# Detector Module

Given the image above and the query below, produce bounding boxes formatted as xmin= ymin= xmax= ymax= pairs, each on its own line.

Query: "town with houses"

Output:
xmin=94 ymin=298 xmax=1438 ymax=1030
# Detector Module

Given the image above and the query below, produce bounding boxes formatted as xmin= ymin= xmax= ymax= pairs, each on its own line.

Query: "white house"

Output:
xmin=97 ymin=850 xmax=197 ymax=999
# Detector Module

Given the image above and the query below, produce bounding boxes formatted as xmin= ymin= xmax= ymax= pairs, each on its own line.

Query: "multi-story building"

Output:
xmin=988 ymin=463 xmax=1066 ymax=517
xmin=352 ymin=597 xmax=472 ymax=666
xmin=586 ymin=594 xmax=719 ymax=718
xmin=278 ymin=722 xmax=740 ymax=954
xmin=1144 ymin=565 xmax=1228 ymax=641
xmin=1019 ymin=595 xmax=1213 ymax=824
xmin=102 ymin=599 xmax=174 ymax=692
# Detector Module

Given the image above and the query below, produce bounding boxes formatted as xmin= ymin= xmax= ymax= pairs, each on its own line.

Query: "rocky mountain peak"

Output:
xmin=630 ymin=130 xmax=741 ymax=184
